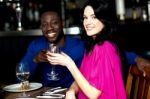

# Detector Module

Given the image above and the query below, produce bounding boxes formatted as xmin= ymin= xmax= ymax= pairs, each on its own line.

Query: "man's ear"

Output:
xmin=40 ymin=24 xmax=42 ymax=29
xmin=62 ymin=20 xmax=65 ymax=27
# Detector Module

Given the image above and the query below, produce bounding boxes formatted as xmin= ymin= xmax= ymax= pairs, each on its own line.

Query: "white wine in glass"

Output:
xmin=16 ymin=62 xmax=30 ymax=97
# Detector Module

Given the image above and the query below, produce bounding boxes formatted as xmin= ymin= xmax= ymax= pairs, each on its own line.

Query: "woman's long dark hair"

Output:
xmin=80 ymin=0 xmax=117 ymax=54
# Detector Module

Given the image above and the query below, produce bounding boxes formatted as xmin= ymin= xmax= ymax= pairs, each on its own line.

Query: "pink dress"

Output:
xmin=78 ymin=41 xmax=126 ymax=99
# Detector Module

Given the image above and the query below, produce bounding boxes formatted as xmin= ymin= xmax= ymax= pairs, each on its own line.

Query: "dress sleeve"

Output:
xmin=89 ymin=42 xmax=126 ymax=99
xmin=105 ymin=43 xmax=126 ymax=99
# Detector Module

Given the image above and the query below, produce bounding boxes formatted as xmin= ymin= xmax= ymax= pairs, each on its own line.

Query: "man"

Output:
xmin=20 ymin=11 xmax=85 ymax=88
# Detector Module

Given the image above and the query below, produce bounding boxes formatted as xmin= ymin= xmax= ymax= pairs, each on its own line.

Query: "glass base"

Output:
xmin=18 ymin=92 xmax=30 ymax=98
xmin=47 ymin=73 xmax=59 ymax=81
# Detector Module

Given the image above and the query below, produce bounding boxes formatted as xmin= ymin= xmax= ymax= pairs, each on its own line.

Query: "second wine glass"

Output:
xmin=47 ymin=43 xmax=60 ymax=81
xmin=16 ymin=62 xmax=30 ymax=97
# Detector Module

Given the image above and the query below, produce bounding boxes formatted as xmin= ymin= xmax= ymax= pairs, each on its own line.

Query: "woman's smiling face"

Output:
xmin=83 ymin=5 xmax=104 ymax=37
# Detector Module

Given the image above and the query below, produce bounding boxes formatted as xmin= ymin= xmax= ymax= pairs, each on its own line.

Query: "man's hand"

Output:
xmin=33 ymin=50 xmax=48 ymax=63
xmin=135 ymin=57 xmax=150 ymax=71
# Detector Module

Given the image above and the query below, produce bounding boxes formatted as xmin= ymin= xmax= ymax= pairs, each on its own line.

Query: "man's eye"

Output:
xmin=41 ymin=24 xmax=46 ymax=27
xmin=52 ymin=21 xmax=59 ymax=25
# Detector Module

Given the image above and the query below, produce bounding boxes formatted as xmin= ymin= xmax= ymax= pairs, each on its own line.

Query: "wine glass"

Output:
xmin=47 ymin=43 xmax=60 ymax=81
xmin=16 ymin=62 xmax=30 ymax=97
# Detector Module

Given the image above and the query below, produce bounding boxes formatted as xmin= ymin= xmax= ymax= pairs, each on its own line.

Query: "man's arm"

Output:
xmin=125 ymin=51 xmax=150 ymax=70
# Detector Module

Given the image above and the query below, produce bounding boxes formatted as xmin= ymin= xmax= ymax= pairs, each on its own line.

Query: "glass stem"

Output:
xmin=22 ymin=91 xmax=27 ymax=97
xmin=51 ymin=65 xmax=55 ymax=74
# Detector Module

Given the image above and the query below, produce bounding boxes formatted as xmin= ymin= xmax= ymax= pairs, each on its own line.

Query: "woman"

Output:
xmin=47 ymin=0 xmax=126 ymax=98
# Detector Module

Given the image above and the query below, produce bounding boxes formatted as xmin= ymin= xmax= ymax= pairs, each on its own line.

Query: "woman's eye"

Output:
xmin=92 ymin=16 xmax=96 ymax=19
xmin=83 ymin=16 xmax=87 ymax=19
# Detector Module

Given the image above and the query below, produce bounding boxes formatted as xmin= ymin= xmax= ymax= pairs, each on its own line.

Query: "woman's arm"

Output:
xmin=47 ymin=52 xmax=101 ymax=98
xmin=65 ymin=82 xmax=79 ymax=99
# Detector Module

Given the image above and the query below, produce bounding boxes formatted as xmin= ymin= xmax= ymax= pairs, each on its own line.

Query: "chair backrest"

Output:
xmin=126 ymin=64 xmax=150 ymax=99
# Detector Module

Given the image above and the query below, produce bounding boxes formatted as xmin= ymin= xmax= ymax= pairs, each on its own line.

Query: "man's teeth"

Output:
xmin=48 ymin=33 xmax=55 ymax=37
xmin=47 ymin=32 xmax=55 ymax=34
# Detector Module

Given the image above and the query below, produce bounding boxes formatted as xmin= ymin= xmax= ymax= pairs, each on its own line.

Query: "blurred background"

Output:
xmin=0 ymin=0 xmax=88 ymax=30
xmin=0 ymin=0 xmax=150 ymax=84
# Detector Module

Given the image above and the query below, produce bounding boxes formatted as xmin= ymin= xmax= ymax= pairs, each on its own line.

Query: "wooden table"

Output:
xmin=1 ymin=87 xmax=66 ymax=99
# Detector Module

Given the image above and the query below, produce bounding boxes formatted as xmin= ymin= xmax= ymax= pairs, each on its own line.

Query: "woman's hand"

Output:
xmin=46 ymin=51 xmax=74 ymax=67
xmin=65 ymin=91 xmax=76 ymax=99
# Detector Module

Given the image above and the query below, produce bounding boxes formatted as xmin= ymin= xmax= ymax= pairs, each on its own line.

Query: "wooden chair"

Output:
xmin=126 ymin=64 xmax=150 ymax=99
